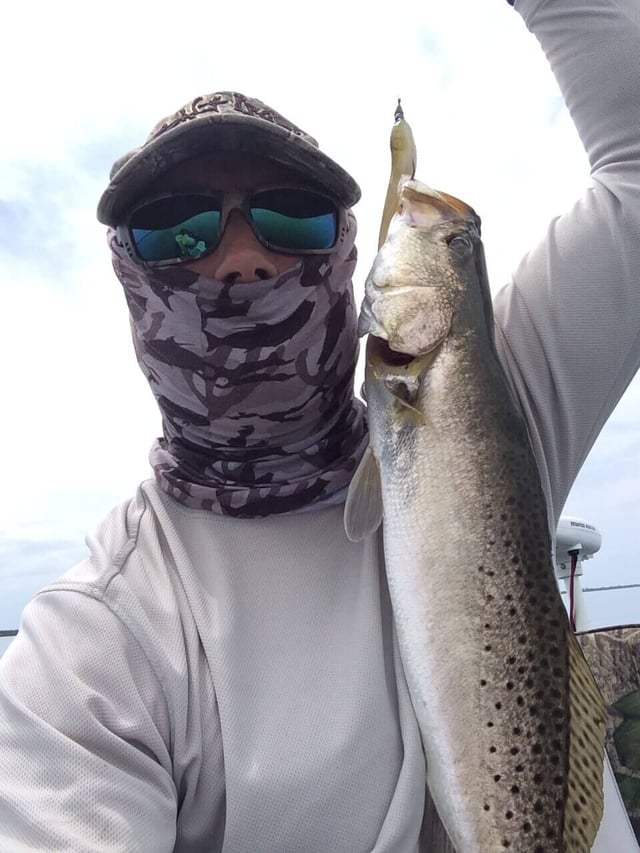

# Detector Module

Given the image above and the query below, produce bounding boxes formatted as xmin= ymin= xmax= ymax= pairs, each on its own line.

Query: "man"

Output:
xmin=1 ymin=0 xmax=639 ymax=850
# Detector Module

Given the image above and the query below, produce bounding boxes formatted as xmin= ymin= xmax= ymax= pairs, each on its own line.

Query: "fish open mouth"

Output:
xmin=368 ymin=334 xmax=415 ymax=367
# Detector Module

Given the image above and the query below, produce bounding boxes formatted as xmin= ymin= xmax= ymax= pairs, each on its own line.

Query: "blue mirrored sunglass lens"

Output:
xmin=252 ymin=209 xmax=336 ymax=251
xmin=250 ymin=189 xmax=337 ymax=251
xmin=130 ymin=196 xmax=222 ymax=262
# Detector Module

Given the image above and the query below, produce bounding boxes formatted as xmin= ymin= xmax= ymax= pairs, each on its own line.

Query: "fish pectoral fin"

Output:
xmin=382 ymin=375 xmax=426 ymax=425
xmin=344 ymin=445 xmax=383 ymax=542
xmin=394 ymin=398 xmax=426 ymax=425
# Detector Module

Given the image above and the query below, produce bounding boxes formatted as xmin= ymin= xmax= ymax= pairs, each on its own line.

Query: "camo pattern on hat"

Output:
xmin=98 ymin=91 xmax=361 ymax=226
xmin=108 ymin=211 xmax=368 ymax=517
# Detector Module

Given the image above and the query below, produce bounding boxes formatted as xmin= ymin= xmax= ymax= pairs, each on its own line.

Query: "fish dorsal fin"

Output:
xmin=565 ymin=627 xmax=606 ymax=849
xmin=344 ymin=445 xmax=383 ymax=542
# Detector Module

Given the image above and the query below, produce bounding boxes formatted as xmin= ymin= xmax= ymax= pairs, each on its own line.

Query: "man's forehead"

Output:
xmin=148 ymin=152 xmax=311 ymax=193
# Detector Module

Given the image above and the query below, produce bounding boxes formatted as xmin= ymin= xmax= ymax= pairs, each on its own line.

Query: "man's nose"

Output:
xmin=192 ymin=211 xmax=286 ymax=283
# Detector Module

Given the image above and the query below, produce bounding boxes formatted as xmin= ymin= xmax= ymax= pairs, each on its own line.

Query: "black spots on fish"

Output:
xmin=481 ymin=673 xmax=569 ymax=843
xmin=478 ymin=533 xmax=579 ymax=846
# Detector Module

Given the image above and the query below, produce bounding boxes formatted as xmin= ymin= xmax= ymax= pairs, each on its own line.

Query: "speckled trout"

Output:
xmin=345 ymin=116 xmax=606 ymax=852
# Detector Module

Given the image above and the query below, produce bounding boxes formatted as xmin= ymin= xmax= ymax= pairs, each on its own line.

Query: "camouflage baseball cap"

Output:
xmin=97 ymin=91 xmax=361 ymax=226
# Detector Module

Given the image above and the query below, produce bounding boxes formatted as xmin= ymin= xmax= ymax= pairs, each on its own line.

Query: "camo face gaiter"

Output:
xmin=109 ymin=216 xmax=367 ymax=517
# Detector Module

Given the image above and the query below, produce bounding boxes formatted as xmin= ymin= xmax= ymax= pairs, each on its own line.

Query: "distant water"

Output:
xmin=0 ymin=636 xmax=15 ymax=659
xmin=0 ymin=589 xmax=636 ymax=661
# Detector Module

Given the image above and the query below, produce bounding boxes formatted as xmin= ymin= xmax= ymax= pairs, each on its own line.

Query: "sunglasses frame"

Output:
xmin=115 ymin=185 xmax=350 ymax=268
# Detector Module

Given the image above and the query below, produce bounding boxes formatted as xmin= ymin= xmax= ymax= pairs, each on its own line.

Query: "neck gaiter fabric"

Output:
xmin=109 ymin=216 xmax=368 ymax=517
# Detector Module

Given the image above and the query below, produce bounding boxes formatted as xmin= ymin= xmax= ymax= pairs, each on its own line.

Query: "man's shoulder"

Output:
xmin=41 ymin=480 xmax=159 ymax=594
xmin=22 ymin=480 xmax=213 ymax=676
xmin=35 ymin=480 xmax=194 ymax=627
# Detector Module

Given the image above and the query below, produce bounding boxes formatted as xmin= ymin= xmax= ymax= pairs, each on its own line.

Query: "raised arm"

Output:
xmin=494 ymin=0 xmax=640 ymax=527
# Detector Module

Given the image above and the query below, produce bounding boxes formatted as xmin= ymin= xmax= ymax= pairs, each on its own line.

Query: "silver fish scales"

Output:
xmin=345 ymin=111 xmax=606 ymax=852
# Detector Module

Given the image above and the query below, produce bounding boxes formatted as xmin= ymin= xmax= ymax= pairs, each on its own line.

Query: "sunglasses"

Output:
xmin=117 ymin=187 xmax=344 ymax=266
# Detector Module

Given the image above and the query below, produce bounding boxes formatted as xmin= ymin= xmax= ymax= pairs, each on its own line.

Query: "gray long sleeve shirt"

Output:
xmin=1 ymin=0 xmax=640 ymax=850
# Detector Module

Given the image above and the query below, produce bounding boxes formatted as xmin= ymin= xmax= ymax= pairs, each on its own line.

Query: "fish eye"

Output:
xmin=446 ymin=233 xmax=472 ymax=254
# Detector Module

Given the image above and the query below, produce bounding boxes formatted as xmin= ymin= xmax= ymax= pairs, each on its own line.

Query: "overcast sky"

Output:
xmin=1 ymin=0 xmax=638 ymax=631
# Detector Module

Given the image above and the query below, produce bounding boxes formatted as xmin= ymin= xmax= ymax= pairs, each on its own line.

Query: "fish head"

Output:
xmin=360 ymin=179 xmax=492 ymax=365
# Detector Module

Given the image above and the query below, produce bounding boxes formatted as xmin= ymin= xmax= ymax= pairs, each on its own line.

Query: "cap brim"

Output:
xmin=97 ymin=113 xmax=361 ymax=226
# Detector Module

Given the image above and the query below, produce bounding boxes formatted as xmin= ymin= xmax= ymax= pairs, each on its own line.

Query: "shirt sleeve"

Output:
xmin=494 ymin=0 xmax=640 ymax=528
xmin=0 ymin=589 xmax=178 ymax=852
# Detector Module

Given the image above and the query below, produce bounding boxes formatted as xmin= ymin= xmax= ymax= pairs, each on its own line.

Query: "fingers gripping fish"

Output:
xmin=345 ymin=106 xmax=606 ymax=852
